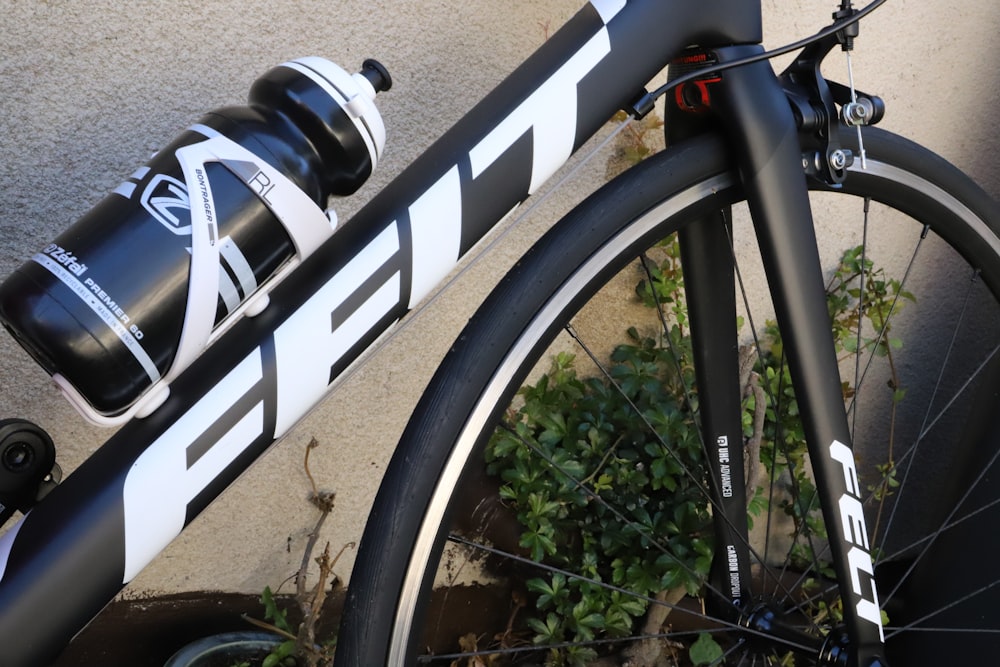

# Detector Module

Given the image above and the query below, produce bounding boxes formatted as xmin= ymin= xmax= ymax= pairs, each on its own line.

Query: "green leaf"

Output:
xmin=528 ymin=613 xmax=563 ymax=643
xmin=481 ymin=241 xmax=912 ymax=660
xmin=262 ymin=640 xmax=296 ymax=667
xmin=690 ymin=632 xmax=724 ymax=665
xmin=260 ymin=586 xmax=292 ymax=634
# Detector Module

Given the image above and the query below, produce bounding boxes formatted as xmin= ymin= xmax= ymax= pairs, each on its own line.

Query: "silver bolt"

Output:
xmin=842 ymin=98 xmax=874 ymax=127
xmin=829 ymin=150 xmax=848 ymax=171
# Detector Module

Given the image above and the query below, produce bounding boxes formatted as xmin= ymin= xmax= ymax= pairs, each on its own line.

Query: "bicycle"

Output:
xmin=1 ymin=0 xmax=999 ymax=665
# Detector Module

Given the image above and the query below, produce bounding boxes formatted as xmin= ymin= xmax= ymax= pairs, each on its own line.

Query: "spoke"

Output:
xmin=637 ymin=253 xmax=704 ymax=433
xmin=724 ymin=221 xmax=776 ymax=574
xmin=492 ymin=418 xmax=739 ymax=610
xmin=445 ymin=534 xmax=821 ymax=656
xmin=914 ymin=269 xmax=981 ymax=440
xmin=877 ymin=495 xmax=1000 ymax=565
xmin=564 ymin=321 xmax=815 ymax=615
xmin=768 ymin=488 xmax=837 ymax=619
xmin=417 ymin=627 xmax=770 ymax=664
xmin=562 ymin=323 xmax=769 ymax=605
xmin=911 ymin=342 xmax=999 ymax=444
xmin=886 ymin=627 xmax=1000 ymax=634
xmin=716 ymin=637 xmax=751 ymax=665
xmin=740 ymin=347 xmax=827 ymax=622
xmin=881 ymin=434 xmax=1000 ymax=607
xmin=885 ymin=575 xmax=1000 ymax=640
xmin=794 ymin=464 xmax=1000 ymax=618
xmin=845 ymin=220 xmax=925 ymax=424
xmin=878 ymin=266 xmax=980 ymax=555
xmin=854 ymin=225 xmax=924 ymax=543
xmin=416 ymin=627 xmax=718 ymax=664
xmin=724 ymin=222 xmax=830 ymax=620
xmin=432 ymin=173 xmax=1000 ymax=665
xmin=850 ymin=197 xmax=871 ymax=440
xmin=854 ymin=341 xmax=1000 ymax=525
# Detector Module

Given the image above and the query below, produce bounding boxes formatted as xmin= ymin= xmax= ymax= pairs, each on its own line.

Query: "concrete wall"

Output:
xmin=1 ymin=0 xmax=998 ymax=599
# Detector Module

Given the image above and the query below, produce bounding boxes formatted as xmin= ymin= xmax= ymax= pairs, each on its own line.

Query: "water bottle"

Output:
xmin=0 ymin=57 xmax=391 ymax=425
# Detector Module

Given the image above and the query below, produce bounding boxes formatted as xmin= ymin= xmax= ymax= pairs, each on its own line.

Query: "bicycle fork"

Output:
xmin=671 ymin=45 xmax=887 ymax=666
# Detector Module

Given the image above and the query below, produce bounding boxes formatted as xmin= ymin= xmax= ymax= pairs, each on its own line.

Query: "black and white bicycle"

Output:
xmin=1 ymin=0 xmax=998 ymax=665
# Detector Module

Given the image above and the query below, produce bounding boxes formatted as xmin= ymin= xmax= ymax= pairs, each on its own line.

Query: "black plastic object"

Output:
xmin=0 ymin=58 xmax=387 ymax=421
xmin=360 ymin=58 xmax=393 ymax=93
xmin=0 ymin=420 xmax=56 ymax=527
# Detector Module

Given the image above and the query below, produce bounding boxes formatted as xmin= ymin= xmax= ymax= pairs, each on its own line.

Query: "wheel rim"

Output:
xmin=388 ymin=155 xmax=1000 ymax=665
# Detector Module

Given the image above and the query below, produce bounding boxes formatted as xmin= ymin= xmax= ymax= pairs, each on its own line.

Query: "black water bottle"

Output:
xmin=0 ymin=57 xmax=391 ymax=424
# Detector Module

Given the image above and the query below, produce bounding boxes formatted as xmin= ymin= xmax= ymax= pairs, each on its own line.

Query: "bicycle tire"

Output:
xmin=336 ymin=126 xmax=1000 ymax=665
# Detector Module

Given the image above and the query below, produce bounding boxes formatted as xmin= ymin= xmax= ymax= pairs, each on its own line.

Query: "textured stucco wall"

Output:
xmin=1 ymin=0 xmax=998 ymax=601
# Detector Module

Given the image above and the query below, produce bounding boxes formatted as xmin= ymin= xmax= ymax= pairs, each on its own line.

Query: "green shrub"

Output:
xmin=485 ymin=234 xmax=909 ymax=665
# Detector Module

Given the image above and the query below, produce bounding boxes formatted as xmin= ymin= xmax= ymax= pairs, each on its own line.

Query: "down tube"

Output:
xmin=0 ymin=2 xmax=762 ymax=665
xmin=712 ymin=47 xmax=887 ymax=663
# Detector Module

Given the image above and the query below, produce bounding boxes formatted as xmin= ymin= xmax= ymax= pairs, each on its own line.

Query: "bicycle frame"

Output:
xmin=0 ymin=0 xmax=886 ymax=664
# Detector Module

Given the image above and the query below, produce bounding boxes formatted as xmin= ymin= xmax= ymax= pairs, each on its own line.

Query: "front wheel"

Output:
xmin=337 ymin=127 xmax=1000 ymax=665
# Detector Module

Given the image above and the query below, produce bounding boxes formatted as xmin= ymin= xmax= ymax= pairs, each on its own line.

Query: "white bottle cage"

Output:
xmin=54 ymin=58 xmax=387 ymax=427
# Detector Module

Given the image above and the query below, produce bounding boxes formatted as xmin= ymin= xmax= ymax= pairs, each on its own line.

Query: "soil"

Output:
xmin=48 ymin=590 xmax=342 ymax=667
xmin=46 ymin=584 xmax=508 ymax=666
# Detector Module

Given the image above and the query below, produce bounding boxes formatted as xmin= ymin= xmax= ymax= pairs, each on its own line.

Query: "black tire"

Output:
xmin=336 ymin=127 xmax=1000 ymax=665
